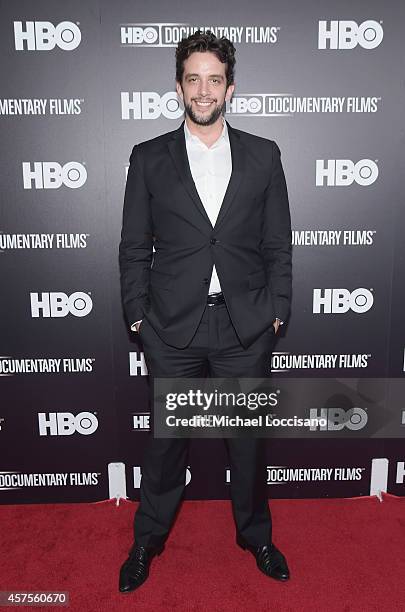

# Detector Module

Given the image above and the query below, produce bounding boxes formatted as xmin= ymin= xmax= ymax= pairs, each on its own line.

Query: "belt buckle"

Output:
xmin=207 ymin=292 xmax=222 ymax=306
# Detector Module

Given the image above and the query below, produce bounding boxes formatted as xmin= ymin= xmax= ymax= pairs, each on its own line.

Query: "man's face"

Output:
xmin=176 ymin=51 xmax=235 ymax=126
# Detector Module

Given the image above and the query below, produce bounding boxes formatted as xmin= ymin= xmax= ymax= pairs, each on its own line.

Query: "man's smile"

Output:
xmin=194 ymin=99 xmax=215 ymax=109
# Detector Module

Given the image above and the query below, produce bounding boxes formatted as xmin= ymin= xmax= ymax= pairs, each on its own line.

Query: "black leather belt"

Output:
xmin=207 ymin=292 xmax=225 ymax=306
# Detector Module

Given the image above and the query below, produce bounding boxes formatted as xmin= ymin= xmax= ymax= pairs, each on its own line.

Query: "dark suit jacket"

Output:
xmin=119 ymin=118 xmax=292 ymax=349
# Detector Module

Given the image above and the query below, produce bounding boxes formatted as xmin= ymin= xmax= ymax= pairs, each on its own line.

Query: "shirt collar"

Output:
xmin=184 ymin=115 xmax=228 ymax=149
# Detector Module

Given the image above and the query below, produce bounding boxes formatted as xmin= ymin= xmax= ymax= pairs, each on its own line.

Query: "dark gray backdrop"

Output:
xmin=1 ymin=0 xmax=404 ymax=503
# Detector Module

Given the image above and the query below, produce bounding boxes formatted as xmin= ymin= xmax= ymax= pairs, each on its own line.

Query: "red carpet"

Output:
xmin=1 ymin=493 xmax=404 ymax=611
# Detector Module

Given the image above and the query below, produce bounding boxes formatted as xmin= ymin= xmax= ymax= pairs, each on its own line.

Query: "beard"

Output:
xmin=184 ymin=98 xmax=225 ymax=126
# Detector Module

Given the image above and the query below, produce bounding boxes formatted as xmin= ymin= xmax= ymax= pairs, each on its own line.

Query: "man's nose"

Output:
xmin=197 ymin=81 xmax=209 ymax=96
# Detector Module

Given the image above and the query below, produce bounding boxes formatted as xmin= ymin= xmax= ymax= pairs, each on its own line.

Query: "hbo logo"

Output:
xmin=22 ymin=162 xmax=87 ymax=189
xmin=227 ymin=96 xmax=263 ymax=114
xmin=121 ymin=91 xmax=183 ymax=120
xmin=316 ymin=159 xmax=378 ymax=187
xmin=30 ymin=292 xmax=93 ymax=318
xmin=38 ymin=412 xmax=98 ymax=436
xmin=318 ymin=20 xmax=383 ymax=50
xmin=120 ymin=26 xmax=159 ymax=45
xmin=313 ymin=288 xmax=373 ymax=314
xmin=14 ymin=21 xmax=81 ymax=51
xmin=309 ymin=408 xmax=368 ymax=431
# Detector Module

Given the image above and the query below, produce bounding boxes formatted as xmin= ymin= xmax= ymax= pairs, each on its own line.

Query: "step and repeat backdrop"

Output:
xmin=1 ymin=0 xmax=404 ymax=504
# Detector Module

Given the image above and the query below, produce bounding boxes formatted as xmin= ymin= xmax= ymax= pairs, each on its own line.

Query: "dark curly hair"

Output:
xmin=175 ymin=30 xmax=236 ymax=88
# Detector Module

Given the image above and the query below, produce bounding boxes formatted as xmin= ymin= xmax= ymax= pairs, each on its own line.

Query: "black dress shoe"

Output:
xmin=119 ymin=542 xmax=164 ymax=593
xmin=236 ymin=534 xmax=290 ymax=581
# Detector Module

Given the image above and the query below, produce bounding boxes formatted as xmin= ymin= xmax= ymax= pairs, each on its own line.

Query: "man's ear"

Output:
xmin=225 ymin=84 xmax=235 ymax=101
xmin=176 ymin=81 xmax=183 ymax=102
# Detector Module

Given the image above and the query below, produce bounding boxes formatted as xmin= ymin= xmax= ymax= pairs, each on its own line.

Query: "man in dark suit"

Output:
xmin=118 ymin=30 xmax=292 ymax=593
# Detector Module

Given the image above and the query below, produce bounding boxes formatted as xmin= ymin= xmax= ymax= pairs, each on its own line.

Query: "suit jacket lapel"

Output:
xmin=167 ymin=120 xmax=210 ymax=226
xmin=215 ymin=120 xmax=245 ymax=230
xmin=167 ymin=118 xmax=246 ymax=231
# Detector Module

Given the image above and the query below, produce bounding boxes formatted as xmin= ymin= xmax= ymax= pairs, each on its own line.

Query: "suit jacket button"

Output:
xmin=210 ymin=238 xmax=217 ymax=245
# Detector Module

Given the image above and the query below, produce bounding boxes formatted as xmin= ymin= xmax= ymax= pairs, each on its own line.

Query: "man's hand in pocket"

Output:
xmin=131 ymin=320 xmax=143 ymax=333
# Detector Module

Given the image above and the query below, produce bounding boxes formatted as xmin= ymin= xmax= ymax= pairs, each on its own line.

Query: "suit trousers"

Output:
xmin=134 ymin=300 xmax=275 ymax=548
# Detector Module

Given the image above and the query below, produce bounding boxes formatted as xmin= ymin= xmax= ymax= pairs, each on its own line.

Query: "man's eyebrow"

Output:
xmin=185 ymin=73 xmax=225 ymax=79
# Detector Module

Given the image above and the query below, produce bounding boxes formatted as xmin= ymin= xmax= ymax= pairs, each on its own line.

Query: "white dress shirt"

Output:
xmin=184 ymin=115 xmax=231 ymax=295
xmin=131 ymin=117 xmax=283 ymax=330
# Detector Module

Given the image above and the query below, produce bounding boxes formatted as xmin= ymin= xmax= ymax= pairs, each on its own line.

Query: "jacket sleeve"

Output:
xmin=261 ymin=141 xmax=292 ymax=323
xmin=118 ymin=144 xmax=153 ymax=327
